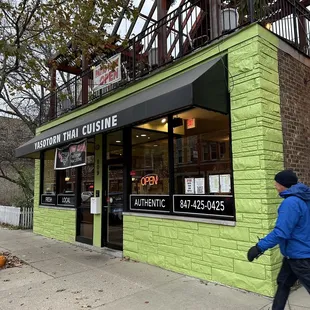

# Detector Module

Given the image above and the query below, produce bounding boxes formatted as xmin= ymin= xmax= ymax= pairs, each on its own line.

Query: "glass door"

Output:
xmin=76 ymin=143 xmax=95 ymax=245
xmin=105 ymin=163 xmax=123 ymax=249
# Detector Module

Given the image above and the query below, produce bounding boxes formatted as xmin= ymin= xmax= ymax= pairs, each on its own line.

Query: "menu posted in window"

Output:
xmin=209 ymin=175 xmax=220 ymax=193
xmin=194 ymin=178 xmax=205 ymax=194
xmin=185 ymin=178 xmax=195 ymax=194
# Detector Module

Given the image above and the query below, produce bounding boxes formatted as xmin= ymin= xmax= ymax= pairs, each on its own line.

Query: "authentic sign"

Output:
xmin=130 ymin=195 xmax=170 ymax=213
xmin=54 ymin=140 xmax=86 ymax=170
xmin=173 ymin=195 xmax=235 ymax=219
xmin=41 ymin=194 xmax=56 ymax=206
xmin=34 ymin=114 xmax=118 ymax=151
xmin=57 ymin=194 xmax=75 ymax=207
xmin=93 ymin=54 xmax=121 ymax=92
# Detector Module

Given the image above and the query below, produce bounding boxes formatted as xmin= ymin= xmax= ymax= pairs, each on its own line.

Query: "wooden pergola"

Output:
xmin=46 ymin=0 xmax=310 ymax=119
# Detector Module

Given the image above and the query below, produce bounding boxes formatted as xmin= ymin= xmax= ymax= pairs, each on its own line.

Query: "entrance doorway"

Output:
xmin=104 ymin=162 xmax=123 ymax=249
xmin=76 ymin=143 xmax=95 ymax=245
xmin=103 ymin=130 xmax=124 ymax=250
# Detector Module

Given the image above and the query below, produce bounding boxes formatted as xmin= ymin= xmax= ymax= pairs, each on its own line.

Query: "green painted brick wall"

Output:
xmin=33 ymin=160 xmax=76 ymax=243
xmin=123 ymin=27 xmax=284 ymax=297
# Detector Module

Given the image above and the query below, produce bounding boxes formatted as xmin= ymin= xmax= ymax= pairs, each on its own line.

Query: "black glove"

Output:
xmin=247 ymin=244 xmax=263 ymax=262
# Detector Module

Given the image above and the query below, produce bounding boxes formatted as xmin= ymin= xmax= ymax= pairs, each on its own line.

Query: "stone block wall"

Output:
xmin=33 ymin=160 xmax=76 ymax=243
xmin=123 ymin=31 xmax=284 ymax=297
xmin=278 ymin=50 xmax=310 ymax=184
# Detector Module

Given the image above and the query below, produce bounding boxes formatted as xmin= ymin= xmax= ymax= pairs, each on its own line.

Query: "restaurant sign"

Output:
xmin=93 ymin=54 xmax=122 ymax=92
xmin=41 ymin=194 xmax=56 ymax=206
xmin=173 ymin=195 xmax=234 ymax=219
xmin=130 ymin=195 xmax=170 ymax=213
xmin=140 ymin=174 xmax=159 ymax=186
xmin=54 ymin=140 xmax=87 ymax=170
xmin=57 ymin=194 xmax=75 ymax=207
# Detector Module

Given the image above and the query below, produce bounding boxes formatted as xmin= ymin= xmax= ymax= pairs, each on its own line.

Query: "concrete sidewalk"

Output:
xmin=0 ymin=228 xmax=308 ymax=310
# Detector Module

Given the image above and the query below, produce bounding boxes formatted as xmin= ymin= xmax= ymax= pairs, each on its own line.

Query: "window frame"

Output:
xmin=128 ymin=107 xmax=235 ymax=221
xmin=40 ymin=140 xmax=94 ymax=208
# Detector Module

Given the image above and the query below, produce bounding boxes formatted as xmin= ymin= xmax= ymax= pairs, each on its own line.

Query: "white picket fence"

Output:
xmin=0 ymin=206 xmax=33 ymax=229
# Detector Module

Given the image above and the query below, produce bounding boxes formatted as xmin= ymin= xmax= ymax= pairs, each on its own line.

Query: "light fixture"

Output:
xmin=141 ymin=134 xmax=146 ymax=137
xmin=120 ymin=154 xmax=122 ymax=156
xmin=154 ymin=144 xmax=158 ymax=147
xmin=136 ymin=135 xmax=139 ymax=138
xmin=132 ymin=177 xmax=135 ymax=181
xmin=148 ymin=137 xmax=150 ymax=139
xmin=161 ymin=118 xmax=167 ymax=124
xmin=265 ymin=23 xmax=272 ymax=30
xmin=116 ymin=140 xmax=121 ymax=143
xmin=65 ymin=177 xmax=70 ymax=182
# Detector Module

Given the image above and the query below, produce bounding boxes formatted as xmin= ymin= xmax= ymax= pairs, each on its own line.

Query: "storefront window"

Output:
xmin=58 ymin=169 xmax=76 ymax=194
xmin=107 ymin=130 xmax=123 ymax=160
xmin=42 ymin=150 xmax=56 ymax=194
xmin=41 ymin=139 xmax=94 ymax=208
xmin=132 ymin=118 xmax=169 ymax=195
xmin=174 ymin=108 xmax=232 ymax=195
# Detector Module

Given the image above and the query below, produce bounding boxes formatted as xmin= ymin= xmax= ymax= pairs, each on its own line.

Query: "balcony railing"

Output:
xmin=40 ymin=0 xmax=310 ymax=125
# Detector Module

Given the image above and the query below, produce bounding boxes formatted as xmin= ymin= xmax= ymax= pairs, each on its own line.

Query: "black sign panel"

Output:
xmin=55 ymin=140 xmax=86 ymax=170
xmin=173 ymin=195 xmax=235 ymax=219
xmin=130 ymin=195 xmax=170 ymax=213
xmin=57 ymin=194 xmax=76 ymax=207
xmin=41 ymin=194 xmax=56 ymax=206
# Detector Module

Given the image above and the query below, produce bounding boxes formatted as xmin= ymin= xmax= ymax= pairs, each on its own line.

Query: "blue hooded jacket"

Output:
xmin=258 ymin=183 xmax=310 ymax=259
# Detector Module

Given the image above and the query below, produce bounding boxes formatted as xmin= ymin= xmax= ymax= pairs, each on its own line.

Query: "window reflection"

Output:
xmin=174 ymin=108 xmax=231 ymax=195
xmin=78 ymin=139 xmax=95 ymax=241
xmin=43 ymin=150 xmax=56 ymax=195
xmin=132 ymin=119 xmax=169 ymax=195
xmin=107 ymin=131 xmax=123 ymax=160
xmin=59 ymin=169 xmax=76 ymax=194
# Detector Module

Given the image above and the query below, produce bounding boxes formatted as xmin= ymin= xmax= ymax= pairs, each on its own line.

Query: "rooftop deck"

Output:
xmin=40 ymin=0 xmax=310 ymax=125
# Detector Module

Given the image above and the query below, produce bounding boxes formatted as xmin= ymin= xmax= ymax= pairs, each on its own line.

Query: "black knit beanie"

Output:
xmin=274 ymin=170 xmax=298 ymax=188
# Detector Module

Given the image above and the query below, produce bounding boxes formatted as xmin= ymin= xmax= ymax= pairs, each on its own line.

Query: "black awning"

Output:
xmin=16 ymin=55 xmax=228 ymax=158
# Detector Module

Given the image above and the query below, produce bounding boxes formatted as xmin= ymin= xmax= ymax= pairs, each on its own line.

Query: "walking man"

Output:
xmin=247 ymin=170 xmax=310 ymax=310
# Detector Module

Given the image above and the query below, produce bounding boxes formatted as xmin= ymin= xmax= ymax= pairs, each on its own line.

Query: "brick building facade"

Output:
xmin=279 ymin=50 xmax=310 ymax=185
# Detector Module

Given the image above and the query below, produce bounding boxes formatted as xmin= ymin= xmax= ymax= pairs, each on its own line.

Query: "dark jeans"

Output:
xmin=272 ymin=257 xmax=310 ymax=310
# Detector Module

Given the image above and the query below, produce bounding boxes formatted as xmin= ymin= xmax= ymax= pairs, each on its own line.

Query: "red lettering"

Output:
xmin=140 ymin=174 xmax=159 ymax=186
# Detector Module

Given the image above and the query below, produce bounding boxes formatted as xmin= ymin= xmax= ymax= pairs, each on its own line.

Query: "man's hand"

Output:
xmin=247 ymin=244 xmax=263 ymax=262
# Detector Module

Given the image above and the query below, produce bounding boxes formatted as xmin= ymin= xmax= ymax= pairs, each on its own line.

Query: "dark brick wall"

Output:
xmin=278 ymin=50 xmax=310 ymax=185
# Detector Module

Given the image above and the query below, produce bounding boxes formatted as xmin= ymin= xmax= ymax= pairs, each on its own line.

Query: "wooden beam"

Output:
xmin=53 ymin=65 xmax=82 ymax=75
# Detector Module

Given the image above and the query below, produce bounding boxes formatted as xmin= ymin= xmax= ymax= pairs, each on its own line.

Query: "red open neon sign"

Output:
xmin=140 ymin=174 xmax=159 ymax=186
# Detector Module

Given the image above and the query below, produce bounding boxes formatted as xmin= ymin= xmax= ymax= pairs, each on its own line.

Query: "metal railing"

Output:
xmin=40 ymin=0 xmax=310 ymax=124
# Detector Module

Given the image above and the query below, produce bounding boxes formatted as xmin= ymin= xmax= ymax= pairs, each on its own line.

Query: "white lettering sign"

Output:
xmin=34 ymin=115 xmax=118 ymax=150
xmin=133 ymin=199 xmax=166 ymax=208
xmin=93 ymin=54 xmax=121 ymax=92
xmin=62 ymin=197 xmax=71 ymax=204
xmin=35 ymin=134 xmax=61 ymax=150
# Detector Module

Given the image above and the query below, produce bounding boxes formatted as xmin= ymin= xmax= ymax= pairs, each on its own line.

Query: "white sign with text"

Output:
xmin=93 ymin=54 xmax=121 ymax=91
